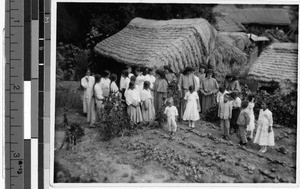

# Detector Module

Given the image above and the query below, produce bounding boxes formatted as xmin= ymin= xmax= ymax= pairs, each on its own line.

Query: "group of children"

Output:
xmin=217 ymin=90 xmax=275 ymax=153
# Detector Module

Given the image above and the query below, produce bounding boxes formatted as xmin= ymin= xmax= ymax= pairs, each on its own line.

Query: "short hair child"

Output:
xmin=237 ymin=100 xmax=250 ymax=146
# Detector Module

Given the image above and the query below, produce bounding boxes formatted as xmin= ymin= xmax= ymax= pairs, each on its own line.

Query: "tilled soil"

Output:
xmin=54 ymin=108 xmax=296 ymax=183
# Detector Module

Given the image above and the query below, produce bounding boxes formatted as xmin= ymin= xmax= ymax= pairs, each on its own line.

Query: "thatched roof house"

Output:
xmin=214 ymin=15 xmax=246 ymax=32
xmin=225 ymin=8 xmax=291 ymax=26
xmin=94 ymin=17 xmax=247 ymax=81
xmin=248 ymin=43 xmax=298 ymax=84
xmin=219 ymin=32 xmax=251 ymax=51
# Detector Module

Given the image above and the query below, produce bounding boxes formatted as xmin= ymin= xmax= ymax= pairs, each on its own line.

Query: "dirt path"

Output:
xmin=54 ymin=108 xmax=296 ymax=183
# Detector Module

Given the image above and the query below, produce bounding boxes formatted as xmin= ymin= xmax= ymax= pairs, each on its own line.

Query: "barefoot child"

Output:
xmin=237 ymin=100 xmax=250 ymax=146
xmin=246 ymin=94 xmax=255 ymax=140
xmin=253 ymin=102 xmax=275 ymax=153
xmin=218 ymin=94 xmax=232 ymax=140
xmin=182 ymin=86 xmax=200 ymax=128
xmin=164 ymin=99 xmax=178 ymax=136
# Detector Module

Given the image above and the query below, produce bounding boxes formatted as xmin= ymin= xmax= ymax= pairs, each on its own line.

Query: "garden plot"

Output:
xmin=54 ymin=108 xmax=296 ymax=183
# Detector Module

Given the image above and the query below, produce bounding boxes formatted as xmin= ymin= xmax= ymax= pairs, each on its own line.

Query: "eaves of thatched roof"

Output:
xmin=224 ymin=8 xmax=291 ymax=26
xmin=248 ymin=43 xmax=298 ymax=83
xmin=94 ymin=17 xmax=218 ymax=73
xmin=219 ymin=32 xmax=251 ymax=51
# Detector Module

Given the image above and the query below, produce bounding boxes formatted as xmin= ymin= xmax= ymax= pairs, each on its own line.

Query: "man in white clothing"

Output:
xmin=81 ymin=69 xmax=96 ymax=125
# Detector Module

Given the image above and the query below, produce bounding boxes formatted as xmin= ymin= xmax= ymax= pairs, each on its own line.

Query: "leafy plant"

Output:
xmin=95 ymin=94 xmax=134 ymax=141
xmin=203 ymin=104 xmax=219 ymax=122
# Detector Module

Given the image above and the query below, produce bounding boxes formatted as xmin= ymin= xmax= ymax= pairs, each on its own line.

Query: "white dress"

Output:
xmin=253 ymin=109 xmax=275 ymax=146
xmin=246 ymin=102 xmax=255 ymax=131
xmin=183 ymin=91 xmax=200 ymax=121
xmin=110 ymin=81 xmax=119 ymax=96
xmin=136 ymin=75 xmax=146 ymax=93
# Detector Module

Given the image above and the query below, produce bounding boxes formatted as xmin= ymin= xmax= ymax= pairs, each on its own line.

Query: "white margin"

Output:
xmin=49 ymin=0 xmax=300 ymax=189
xmin=0 ymin=0 xmax=5 ymax=188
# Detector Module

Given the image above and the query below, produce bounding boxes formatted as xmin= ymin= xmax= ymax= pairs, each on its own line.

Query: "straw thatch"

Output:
xmin=214 ymin=15 xmax=246 ymax=32
xmin=248 ymin=43 xmax=298 ymax=83
xmin=222 ymin=8 xmax=291 ymax=26
xmin=219 ymin=32 xmax=251 ymax=51
xmin=94 ymin=17 xmax=247 ymax=81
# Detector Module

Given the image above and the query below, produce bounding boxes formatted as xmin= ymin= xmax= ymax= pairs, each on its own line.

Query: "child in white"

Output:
xmin=183 ymin=86 xmax=200 ymax=128
xmin=253 ymin=102 xmax=275 ymax=153
xmin=164 ymin=99 xmax=178 ymax=136
xmin=246 ymin=94 xmax=255 ymax=140
xmin=216 ymin=86 xmax=229 ymax=104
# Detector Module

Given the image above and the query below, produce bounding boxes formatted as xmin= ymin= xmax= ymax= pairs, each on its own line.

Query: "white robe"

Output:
xmin=81 ymin=76 xmax=96 ymax=124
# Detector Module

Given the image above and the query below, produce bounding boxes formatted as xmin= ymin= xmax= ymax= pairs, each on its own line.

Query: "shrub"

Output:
xmin=254 ymin=89 xmax=297 ymax=128
xmin=203 ymin=104 xmax=219 ymax=122
xmin=95 ymin=94 xmax=134 ymax=141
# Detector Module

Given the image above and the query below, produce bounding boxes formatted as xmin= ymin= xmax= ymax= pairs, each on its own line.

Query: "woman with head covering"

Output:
xmin=153 ymin=69 xmax=168 ymax=114
xmin=178 ymin=66 xmax=197 ymax=119
xmin=199 ymin=69 xmax=219 ymax=114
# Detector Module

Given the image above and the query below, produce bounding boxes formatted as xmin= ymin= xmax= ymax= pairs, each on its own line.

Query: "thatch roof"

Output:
xmin=95 ymin=17 xmax=247 ymax=81
xmin=219 ymin=32 xmax=251 ymax=51
xmin=223 ymin=8 xmax=291 ymax=26
xmin=248 ymin=43 xmax=298 ymax=83
xmin=214 ymin=15 xmax=246 ymax=32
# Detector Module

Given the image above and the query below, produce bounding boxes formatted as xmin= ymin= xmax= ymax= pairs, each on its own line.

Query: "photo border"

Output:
xmin=49 ymin=0 xmax=300 ymax=188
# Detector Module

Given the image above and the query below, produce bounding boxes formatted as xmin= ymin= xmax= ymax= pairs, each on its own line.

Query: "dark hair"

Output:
xmin=110 ymin=74 xmax=117 ymax=82
xmin=130 ymin=75 xmax=136 ymax=82
xmin=247 ymin=94 xmax=255 ymax=102
xmin=126 ymin=66 xmax=132 ymax=70
xmin=164 ymin=65 xmax=173 ymax=73
xmin=182 ymin=67 xmax=194 ymax=75
xmin=156 ymin=69 xmax=166 ymax=79
xmin=94 ymin=74 xmax=101 ymax=83
xmin=241 ymin=100 xmax=249 ymax=109
xmin=225 ymin=74 xmax=233 ymax=80
xmin=219 ymin=86 xmax=225 ymax=93
xmin=189 ymin=85 xmax=195 ymax=93
xmin=230 ymin=91 xmax=237 ymax=99
xmin=103 ymin=70 xmax=110 ymax=77
xmin=135 ymin=67 xmax=141 ymax=73
xmin=121 ymin=70 xmax=129 ymax=77
xmin=206 ymin=69 xmax=213 ymax=76
xmin=143 ymin=81 xmax=150 ymax=90
xmin=129 ymin=82 xmax=135 ymax=90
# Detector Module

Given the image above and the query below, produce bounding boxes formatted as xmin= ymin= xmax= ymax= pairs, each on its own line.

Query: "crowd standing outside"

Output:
xmin=80 ymin=65 xmax=276 ymax=152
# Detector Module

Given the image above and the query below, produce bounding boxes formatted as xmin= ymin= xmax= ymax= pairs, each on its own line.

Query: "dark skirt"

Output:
xmin=230 ymin=108 xmax=240 ymax=133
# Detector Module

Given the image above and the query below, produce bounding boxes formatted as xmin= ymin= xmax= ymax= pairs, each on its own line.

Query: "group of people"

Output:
xmin=81 ymin=65 xmax=275 ymax=153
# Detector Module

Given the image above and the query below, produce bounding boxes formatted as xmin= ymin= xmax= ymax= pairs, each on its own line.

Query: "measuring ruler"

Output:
xmin=5 ymin=0 xmax=25 ymax=188
xmin=5 ymin=0 xmax=46 ymax=188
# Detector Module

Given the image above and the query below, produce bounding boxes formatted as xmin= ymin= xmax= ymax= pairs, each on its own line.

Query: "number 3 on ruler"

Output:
xmin=44 ymin=17 xmax=49 ymax=23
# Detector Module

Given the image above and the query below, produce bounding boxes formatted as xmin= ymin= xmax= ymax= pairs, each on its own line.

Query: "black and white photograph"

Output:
xmin=53 ymin=2 xmax=298 ymax=183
